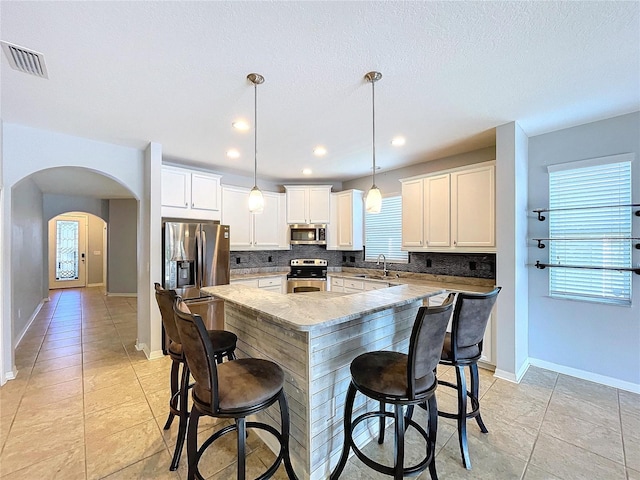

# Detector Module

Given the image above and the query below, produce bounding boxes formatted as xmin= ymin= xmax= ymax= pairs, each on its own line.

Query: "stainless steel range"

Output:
xmin=286 ymin=259 xmax=327 ymax=293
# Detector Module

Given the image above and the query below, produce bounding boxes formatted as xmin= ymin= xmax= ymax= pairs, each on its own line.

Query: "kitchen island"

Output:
xmin=201 ymin=283 xmax=445 ymax=480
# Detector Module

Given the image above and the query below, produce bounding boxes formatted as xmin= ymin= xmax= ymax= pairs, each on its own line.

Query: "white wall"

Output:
xmin=342 ymin=146 xmax=496 ymax=194
xmin=528 ymin=112 xmax=640 ymax=391
xmin=495 ymin=122 xmax=530 ymax=382
xmin=1 ymin=123 xmax=149 ymax=379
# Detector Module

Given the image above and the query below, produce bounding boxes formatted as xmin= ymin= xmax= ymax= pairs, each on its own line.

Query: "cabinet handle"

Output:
xmin=192 ymin=203 xmax=195 ymax=207
xmin=185 ymin=202 xmax=188 ymax=207
xmin=453 ymin=240 xmax=457 ymax=245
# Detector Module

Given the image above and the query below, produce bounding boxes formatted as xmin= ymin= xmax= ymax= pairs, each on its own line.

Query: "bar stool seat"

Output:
xmin=154 ymin=283 xmax=237 ymax=471
xmin=331 ymin=295 xmax=455 ymax=480
xmin=194 ymin=358 xmax=284 ymax=411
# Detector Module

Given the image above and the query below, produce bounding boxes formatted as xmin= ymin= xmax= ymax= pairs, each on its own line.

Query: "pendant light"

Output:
xmin=364 ymin=71 xmax=382 ymax=214
xmin=247 ymin=73 xmax=265 ymax=214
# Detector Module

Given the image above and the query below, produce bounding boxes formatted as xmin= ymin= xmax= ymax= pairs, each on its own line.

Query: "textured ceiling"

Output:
xmin=1 ymin=1 xmax=638 ymax=186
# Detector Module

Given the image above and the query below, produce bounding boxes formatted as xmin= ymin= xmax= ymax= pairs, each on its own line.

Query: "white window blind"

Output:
xmin=548 ymin=158 xmax=632 ymax=305
xmin=365 ymin=196 xmax=408 ymax=263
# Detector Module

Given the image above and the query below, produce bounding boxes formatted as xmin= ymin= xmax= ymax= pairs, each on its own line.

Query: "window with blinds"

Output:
xmin=365 ymin=195 xmax=408 ymax=263
xmin=547 ymin=156 xmax=632 ymax=305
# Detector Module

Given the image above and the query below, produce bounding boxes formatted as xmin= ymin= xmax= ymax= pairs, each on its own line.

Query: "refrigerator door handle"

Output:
xmin=195 ymin=228 xmax=201 ymax=289
xmin=198 ymin=228 xmax=207 ymax=289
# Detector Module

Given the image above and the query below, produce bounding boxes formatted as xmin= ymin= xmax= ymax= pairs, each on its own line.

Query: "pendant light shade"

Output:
xmin=247 ymin=73 xmax=265 ymax=214
xmin=365 ymin=71 xmax=382 ymax=214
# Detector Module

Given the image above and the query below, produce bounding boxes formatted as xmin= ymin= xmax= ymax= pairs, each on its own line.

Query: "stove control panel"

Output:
xmin=290 ymin=259 xmax=328 ymax=267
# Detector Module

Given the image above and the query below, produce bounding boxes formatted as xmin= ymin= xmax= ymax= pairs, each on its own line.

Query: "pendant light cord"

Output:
xmin=254 ymin=80 xmax=258 ymax=187
xmin=371 ymin=78 xmax=376 ymax=188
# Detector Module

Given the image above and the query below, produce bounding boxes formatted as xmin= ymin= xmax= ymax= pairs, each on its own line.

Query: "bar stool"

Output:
xmin=173 ymin=298 xmax=298 ymax=480
xmin=434 ymin=287 xmax=501 ymax=469
xmin=154 ymin=283 xmax=238 ymax=471
xmin=331 ymin=295 xmax=455 ymax=480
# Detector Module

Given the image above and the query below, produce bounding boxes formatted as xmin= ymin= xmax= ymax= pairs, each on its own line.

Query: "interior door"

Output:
xmin=49 ymin=214 xmax=88 ymax=289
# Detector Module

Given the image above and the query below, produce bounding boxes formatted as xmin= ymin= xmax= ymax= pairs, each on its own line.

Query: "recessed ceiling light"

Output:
xmin=232 ymin=120 xmax=250 ymax=131
xmin=226 ymin=149 xmax=240 ymax=159
xmin=302 ymin=168 xmax=313 ymax=175
xmin=313 ymin=146 xmax=327 ymax=156
xmin=391 ymin=136 xmax=406 ymax=146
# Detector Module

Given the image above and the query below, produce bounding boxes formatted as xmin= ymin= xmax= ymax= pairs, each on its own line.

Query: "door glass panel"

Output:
xmin=56 ymin=220 xmax=79 ymax=281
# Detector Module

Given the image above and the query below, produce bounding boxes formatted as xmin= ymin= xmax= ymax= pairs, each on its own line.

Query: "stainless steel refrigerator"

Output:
xmin=162 ymin=221 xmax=230 ymax=333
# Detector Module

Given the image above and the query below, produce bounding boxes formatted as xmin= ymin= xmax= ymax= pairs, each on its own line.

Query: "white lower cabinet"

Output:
xmin=231 ymin=276 xmax=285 ymax=294
xmin=222 ymin=186 xmax=288 ymax=251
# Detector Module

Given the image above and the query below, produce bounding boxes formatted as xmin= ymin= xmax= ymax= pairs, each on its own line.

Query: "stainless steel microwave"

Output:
xmin=290 ymin=225 xmax=327 ymax=245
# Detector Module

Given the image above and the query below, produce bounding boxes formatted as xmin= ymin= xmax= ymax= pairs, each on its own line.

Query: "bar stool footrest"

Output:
xmin=350 ymin=410 xmax=434 ymax=477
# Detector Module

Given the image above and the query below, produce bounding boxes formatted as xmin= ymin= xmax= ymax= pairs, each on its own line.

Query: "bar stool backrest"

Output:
xmin=173 ymin=298 xmax=221 ymax=412
xmin=450 ymin=287 xmax=501 ymax=361
xmin=154 ymin=283 xmax=181 ymax=346
xmin=407 ymin=293 xmax=456 ymax=398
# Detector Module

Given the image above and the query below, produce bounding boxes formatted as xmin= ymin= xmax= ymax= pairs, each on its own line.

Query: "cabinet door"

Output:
xmin=401 ymin=179 xmax=424 ymax=247
xmin=308 ymin=187 xmax=331 ymax=224
xmin=286 ymin=187 xmax=308 ymax=224
xmin=451 ymin=165 xmax=495 ymax=247
xmin=221 ymin=187 xmax=252 ymax=249
xmin=336 ymin=192 xmax=353 ymax=248
xmin=161 ymin=168 xmax=189 ymax=208
xmin=191 ymin=173 xmax=220 ymax=212
xmin=424 ymin=174 xmax=451 ymax=247
xmin=253 ymin=191 xmax=281 ymax=247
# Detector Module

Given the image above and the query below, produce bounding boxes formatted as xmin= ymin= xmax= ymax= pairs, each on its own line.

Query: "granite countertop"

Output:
xmin=201 ymin=283 xmax=445 ymax=331
xmin=329 ymin=270 xmax=495 ymax=294
xmin=228 ymin=268 xmax=494 ymax=294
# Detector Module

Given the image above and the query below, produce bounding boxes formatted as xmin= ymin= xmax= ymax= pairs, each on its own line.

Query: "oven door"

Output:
xmin=287 ymin=279 xmax=327 ymax=293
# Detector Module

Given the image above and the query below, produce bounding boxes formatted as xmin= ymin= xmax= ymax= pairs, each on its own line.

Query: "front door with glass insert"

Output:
xmin=49 ymin=214 xmax=87 ymax=289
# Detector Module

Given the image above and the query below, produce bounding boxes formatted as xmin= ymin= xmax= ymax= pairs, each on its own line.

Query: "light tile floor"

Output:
xmin=0 ymin=287 xmax=638 ymax=479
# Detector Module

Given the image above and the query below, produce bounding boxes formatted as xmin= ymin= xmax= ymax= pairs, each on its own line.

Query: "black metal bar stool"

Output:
xmin=173 ymin=298 xmax=298 ymax=480
xmin=330 ymin=296 xmax=455 ymax=480
xmin=154 ymin=283 xmax=238 ymax=471
xmin=432 ymin=287 xmax=501 ymax=469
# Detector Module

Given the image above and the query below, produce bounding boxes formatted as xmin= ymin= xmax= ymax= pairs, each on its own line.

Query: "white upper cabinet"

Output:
xmin=401 ymin=178 xmax=424 ymax=248
xmin=327 ymin=190 xmax=364 ymax=250
xmin=284 ymin=185 xmax=332 ymax=224
xmin=451 ymin=165 xmax=495 ymax=247
xmin=401 ymin=161 xmax=495 ymax=252
xmin=161 ymin=165 xmax=221 ymax=221
xmin=221 ymin=186 xmax=288 ymax=251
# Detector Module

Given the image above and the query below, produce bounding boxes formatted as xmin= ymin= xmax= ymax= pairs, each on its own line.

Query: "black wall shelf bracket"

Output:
xmin=534 ymin=260 xmax=640 ymax=275
xmin=532 ymin=204 xmax=640 ymax=222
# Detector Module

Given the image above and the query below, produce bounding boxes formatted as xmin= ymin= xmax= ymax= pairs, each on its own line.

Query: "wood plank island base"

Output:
xmin=201 ymin=283 xmax=446 ymax=480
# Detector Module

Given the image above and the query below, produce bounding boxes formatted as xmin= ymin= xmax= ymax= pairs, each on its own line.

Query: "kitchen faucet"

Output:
xmin=376 ymin=254 xmax=389 ymax=276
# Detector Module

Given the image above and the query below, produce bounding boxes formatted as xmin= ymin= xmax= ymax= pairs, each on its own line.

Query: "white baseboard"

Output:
xmin=106 ymin=292 xmax=137 ymax=297
xmin=15 ymin=299 xmax=46 ymax=347
xmin=148 ymin=349 xmax=165 ymax=360
xmin=529 ymin=358 xmax=640 ymax=394
xmin=494 ymin=359 xmax=530 ymax=384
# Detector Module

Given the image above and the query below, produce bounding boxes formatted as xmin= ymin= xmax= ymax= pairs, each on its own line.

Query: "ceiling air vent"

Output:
xmin=1 ymin=41 xmax=48 ymax=78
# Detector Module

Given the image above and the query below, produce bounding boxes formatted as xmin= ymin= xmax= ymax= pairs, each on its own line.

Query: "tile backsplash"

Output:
xmin=230 ymin=245 xmax=496 ymax=279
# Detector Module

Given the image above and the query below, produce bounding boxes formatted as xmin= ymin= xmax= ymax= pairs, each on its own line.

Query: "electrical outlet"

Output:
xmin=235 ymin=257 xmax=241 ymax=264
xmin=469 ymin=261 xmax=477 ymax=270
xmin=268 ymin=256 xmax=273 ymax=262
xmin=426 ymin=259 xmax=432 ymax=268
xmin=349 ymin=256 xmax=355 ymax=262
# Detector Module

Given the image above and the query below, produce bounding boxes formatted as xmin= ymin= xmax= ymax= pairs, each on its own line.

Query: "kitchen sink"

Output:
xmin=352 ymin=274 xmax=389 ymax=280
